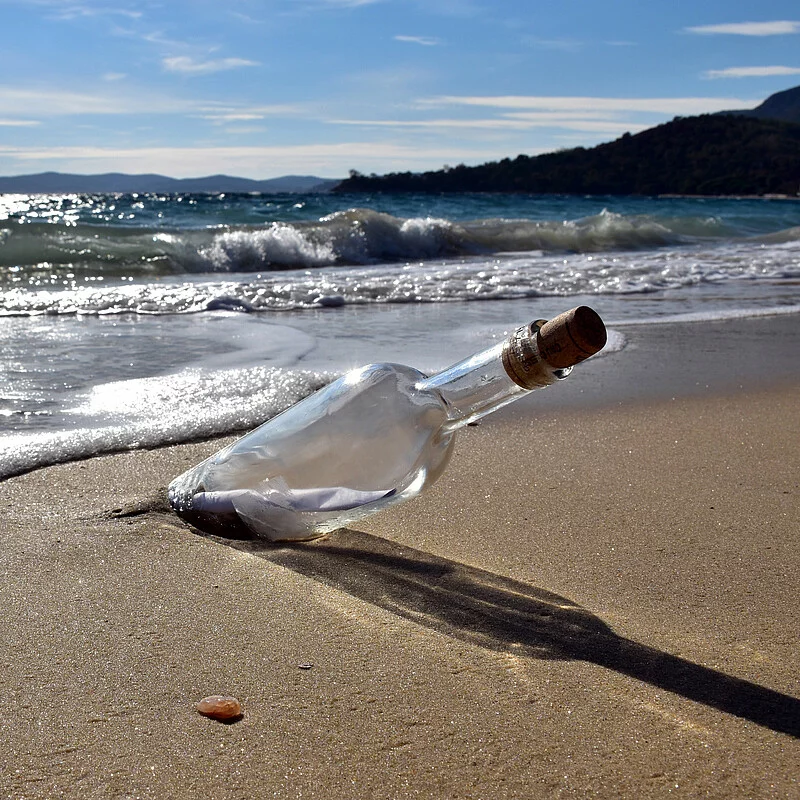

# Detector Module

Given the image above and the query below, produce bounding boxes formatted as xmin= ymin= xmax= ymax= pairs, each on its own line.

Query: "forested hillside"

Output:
xmin=335 ymin=115 xmax=800 ymax=196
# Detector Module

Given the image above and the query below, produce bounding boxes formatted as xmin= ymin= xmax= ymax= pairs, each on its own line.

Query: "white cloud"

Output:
xmin=199 ymin=113 xmax=267 ymax=123
xmin=394 ymin=35 xmax=441 ymax=46
xmin=422 ymin=95 xmax=754 ymax=115
xmin=334 ymin=117 xmax=535 ymax=130
xmin=686 ymin=21 xmax=800 ymax=36
xmin=0 ymin=85 xmax=191 ymax=116
xmin=141 ymin=30 xmax=186 ymax=49
xmin=331 ymin=115 xmax=646 ymax=135
xmin=196 ymin=103 xmax=306 ymax=119
xmin=0 ymin=86 xmax=303 ymax=122
xmin=317 ymin=0 xmax=384 ymax=6
xmin=0 ymin=119 xmax=41 ymax=127
xmin=369 ymin=94 xmax=763 ymax=142
xmin=413 ymin=0 xmax=482 ymax=18
xmin=0 ymin=142 xmax=494 ymax=178
xmin=504 ymin=114 xmax=648 ymax=134
xmin=162 ymin=56 xmax=260 ymax=75
xmin=524 ymin=37 xmax=583 ymax=52
xmin=196 ymin=104 xmax=303 ymax=123
xmin=704 ymin=66 xmax=800 ymax=79
xmin=31 ymin=1 xmax=143 ymax=22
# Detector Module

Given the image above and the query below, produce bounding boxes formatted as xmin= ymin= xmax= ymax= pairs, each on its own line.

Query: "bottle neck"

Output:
xmin=419 ymin=323 xmax=570 ymax=430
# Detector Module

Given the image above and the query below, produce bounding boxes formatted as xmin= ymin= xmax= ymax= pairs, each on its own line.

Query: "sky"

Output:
xmin=1 ymin=0 xmax=799 ymax=179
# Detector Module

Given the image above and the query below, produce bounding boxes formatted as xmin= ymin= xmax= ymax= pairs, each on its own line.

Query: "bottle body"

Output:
xmin=168 ymin=363 xmax=459 ymax=541
xmin=168 ymin=306 xmax=606 ymax=541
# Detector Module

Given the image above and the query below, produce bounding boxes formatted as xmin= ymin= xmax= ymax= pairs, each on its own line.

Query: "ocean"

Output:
xmin=2 ymin=191 xmax=799 ymax=480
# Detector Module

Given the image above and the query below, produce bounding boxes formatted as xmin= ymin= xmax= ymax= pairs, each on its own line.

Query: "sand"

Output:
xmin=1 ymin=315 xmax=798 ymax=799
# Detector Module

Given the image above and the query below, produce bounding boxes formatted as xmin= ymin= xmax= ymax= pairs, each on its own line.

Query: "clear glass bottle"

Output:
xmin=168 ymin=306 xmax=606 ymax=541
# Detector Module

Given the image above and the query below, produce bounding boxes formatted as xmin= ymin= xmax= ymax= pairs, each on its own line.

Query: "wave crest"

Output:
xmin=201 ymin=224 xmax=336 ymax=271
xmin=0 ymin=208 xmax=753 ymax=279
xmin=3 ymin=236 xmax=798 ymax=316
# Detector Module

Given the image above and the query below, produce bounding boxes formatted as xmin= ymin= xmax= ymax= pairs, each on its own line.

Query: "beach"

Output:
xmin=1 ymin=314 xmax=798 ymax=799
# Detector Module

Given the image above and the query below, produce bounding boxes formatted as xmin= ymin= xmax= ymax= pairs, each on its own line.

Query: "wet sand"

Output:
xmin=1 ymin=315 xmax=798 ymax=798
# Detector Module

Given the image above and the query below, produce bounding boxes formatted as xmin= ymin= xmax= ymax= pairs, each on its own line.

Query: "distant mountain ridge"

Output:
xmin=335 ymin=84 xmax=800 ymax=196
xmin=336 ymin=114 xmax=800 ymax=196
xmin=719 ymin=85 xmax=800 ymax=124
xmin=0 ymin=172 xmax=340 ymax=194
xmin=4 ymin=86 xmax=799 ymax=197
xmin=336 ymin=82 xmax=800 ymax=197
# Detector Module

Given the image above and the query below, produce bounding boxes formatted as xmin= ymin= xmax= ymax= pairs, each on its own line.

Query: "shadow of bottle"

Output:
xmin=208 ymin=526 xmax=799 ymax=738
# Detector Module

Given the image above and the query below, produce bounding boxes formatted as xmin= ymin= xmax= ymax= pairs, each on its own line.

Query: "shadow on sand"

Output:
xmin=209 ymin=526 xmax=798 ymax=738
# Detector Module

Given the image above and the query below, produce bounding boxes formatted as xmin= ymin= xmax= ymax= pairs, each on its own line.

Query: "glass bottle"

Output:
xmin=168 ymin=306 xmax=606 ymax=541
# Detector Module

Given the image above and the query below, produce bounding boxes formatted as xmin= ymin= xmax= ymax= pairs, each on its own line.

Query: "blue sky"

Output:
xmin=1 ymin=0 xmax=799 ymax=178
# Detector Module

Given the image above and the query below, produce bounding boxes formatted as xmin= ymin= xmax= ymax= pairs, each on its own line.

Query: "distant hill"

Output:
xmin=335 ymin=114 xmax=800 ymax=196
xmin=719 ymin=84 xmax=800 ymax=125
xmin=0 ymin=172 xmax=340 ymax=194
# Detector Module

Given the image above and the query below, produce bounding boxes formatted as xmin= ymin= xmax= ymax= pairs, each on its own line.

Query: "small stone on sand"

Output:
xmin=196 ymin=695 xmax=243 ymax=721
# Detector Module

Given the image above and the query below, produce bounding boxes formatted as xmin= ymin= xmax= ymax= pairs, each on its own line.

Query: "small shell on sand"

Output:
xmin=196 ymin=695 xmax=243 ymax=721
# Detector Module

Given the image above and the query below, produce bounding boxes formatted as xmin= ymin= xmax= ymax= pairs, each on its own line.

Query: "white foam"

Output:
xmin=0 ymin=366 xmax=331 ymax=480
xmin=202 ymin=224 xmax=336 ymax=271
xmin=610 ymin=303 xmax=800 ymax=327
xmin=601 ymin=329 xmax=627 ymax=354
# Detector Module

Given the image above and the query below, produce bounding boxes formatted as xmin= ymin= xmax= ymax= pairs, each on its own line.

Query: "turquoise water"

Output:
xmin=1 ymin=191 xmax=799 ymax=477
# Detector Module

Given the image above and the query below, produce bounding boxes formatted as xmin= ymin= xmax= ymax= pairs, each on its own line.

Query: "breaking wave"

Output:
xmin=2 ymin=239 xmax=799 ymax=316
xmin=3 ymin=203 xmax=799 ymax=316
xmin=0 ymin=208 xmax=758 ymax=278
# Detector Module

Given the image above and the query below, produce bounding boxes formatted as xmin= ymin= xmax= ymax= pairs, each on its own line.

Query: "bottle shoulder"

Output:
xmin=349 ymin=362 xmax=429 ymax=383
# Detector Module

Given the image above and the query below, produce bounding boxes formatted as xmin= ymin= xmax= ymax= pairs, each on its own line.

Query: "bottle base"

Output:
xmin=171 ymin=504 xmax=329 ymax=543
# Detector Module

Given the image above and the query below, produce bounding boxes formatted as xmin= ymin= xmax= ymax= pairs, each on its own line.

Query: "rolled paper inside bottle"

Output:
xmin=536 ymin=306 xmax=607 ymax=369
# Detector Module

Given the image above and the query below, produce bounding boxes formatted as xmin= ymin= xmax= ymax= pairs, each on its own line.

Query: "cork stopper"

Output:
xmin=536 ymin=306 xmax=607 ymax=369
xmin=501 ymin=306 xmax=607 ymax=390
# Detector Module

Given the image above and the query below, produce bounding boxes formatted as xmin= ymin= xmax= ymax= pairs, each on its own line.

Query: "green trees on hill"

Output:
xmin=335 ymin=115 xmax=800 ymax=196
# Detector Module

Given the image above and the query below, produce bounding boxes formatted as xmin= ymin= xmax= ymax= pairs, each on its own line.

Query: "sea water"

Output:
xmin=1 ymin=191 xmax=799 ymax=479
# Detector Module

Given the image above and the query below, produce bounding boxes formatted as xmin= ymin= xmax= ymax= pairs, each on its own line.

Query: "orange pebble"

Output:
xmin=196 ymin=695 xmax=243 ymax=721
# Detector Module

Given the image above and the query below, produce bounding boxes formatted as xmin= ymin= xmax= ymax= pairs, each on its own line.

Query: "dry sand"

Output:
xmin=1 ymin=316 xmax=798 ymax=799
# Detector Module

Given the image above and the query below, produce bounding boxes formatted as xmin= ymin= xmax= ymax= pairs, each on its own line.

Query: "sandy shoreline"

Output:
xmin=1 ymin=315 xmax=798 ymax=798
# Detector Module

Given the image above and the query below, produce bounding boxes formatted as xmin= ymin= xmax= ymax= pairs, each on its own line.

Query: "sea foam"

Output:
xmin=2 ymin=235 xmax=798 ymax=316
xmin=0 ymin=366 xmax=331 ymax=480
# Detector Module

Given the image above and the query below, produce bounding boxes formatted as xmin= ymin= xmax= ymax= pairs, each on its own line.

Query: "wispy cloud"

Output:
xmin=228 ymin=11 xmax=267 ymax=25
xmin=196 ymin=104 xmax=305 ymax=123
xmin=333 ymin=117 xmax=534 ymax=130
xmin=503 ymin=113 xmax=647 ymax=134
xmin=414 ymin=0 xmax=483 ymax=18
xmin=140 ymin=30 xmax=188 ymax=49
xmin=685 ymin=20 xmax=800 ymax=36
xmin=704 ymin=65 xmax=800 ymax=79
xmin=0 ymin=142 xmax=492 ymax=178
xmin=394 ymin=35 xmax=441 ymax=46
xmin=21 ymin=0 xmax=143 ymax=22
xmin=317 ymin=0 xmax=384 ymax=7
xmin=331 ymin=115 xmax=645 ymax=135
xmin=198 ymin=113 xmax=266 ymax=123
xmin=370 ymin=94 xmax=762 ymax=141
xmin=0 ymin=85 xmax=294 ymax=120
xmin=0 ymin=85 xmax=189 ymax=116
xmin=524 ymin=37 xmax=583 ymax=52
xmin=162 ymin=56 xmax=260 ymax=75
xmin=0 ymin=84 xmax=315 ymax=135
xmin=422 ymin=95 xmax=754 ymax=115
